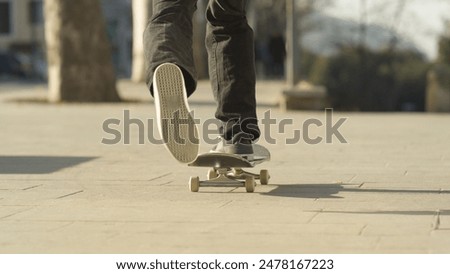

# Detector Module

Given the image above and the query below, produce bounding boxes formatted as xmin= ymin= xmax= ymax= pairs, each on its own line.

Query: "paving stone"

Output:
xmin=1 ymin=80 xmax=450 ymax=253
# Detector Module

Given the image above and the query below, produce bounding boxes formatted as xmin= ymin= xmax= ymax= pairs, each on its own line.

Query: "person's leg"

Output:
xmin=144 ymin=0 xmax=198 ymax=97
xmin=206 ymin=0 xmax=260 ymax=143
xmin=144 ymin=0 xmax=199 ymax=163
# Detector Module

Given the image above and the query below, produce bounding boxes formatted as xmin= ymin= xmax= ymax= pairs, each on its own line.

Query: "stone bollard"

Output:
xmin=280 ymin=81 xmax=329 ymax=111
xmin=426 ymin=65 xmax=450 ymax=112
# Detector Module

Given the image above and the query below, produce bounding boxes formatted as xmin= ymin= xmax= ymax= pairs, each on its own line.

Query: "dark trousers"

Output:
xmin=144 ymin=0 xmax=260 ymax=140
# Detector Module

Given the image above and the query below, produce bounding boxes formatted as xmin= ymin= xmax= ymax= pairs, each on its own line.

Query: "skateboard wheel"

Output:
xmin=245 ymin=176 xmax=255 ymax=193
xmin=189 ymin=176 xmax=200 ymax=192
xmin=207 ymin=168 xmax=218 ymax=180
xmin=260 ymin=169 xmax=270 ymax=185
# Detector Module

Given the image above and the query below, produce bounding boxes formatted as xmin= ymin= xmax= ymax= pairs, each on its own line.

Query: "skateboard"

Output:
xmin=187 ymin=144 xmax=270 ymax=193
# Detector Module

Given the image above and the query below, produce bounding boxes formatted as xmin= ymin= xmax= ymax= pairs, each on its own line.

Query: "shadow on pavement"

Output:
xmin=310 ymin=209 xmax=450 ymax=216
xmin=261 ymin=184 xmax=345 ymax=199
xmin=262 ymin=184 xmax=450 ymax=199
xmin=0 ymin=156 xmax=97 ymax=174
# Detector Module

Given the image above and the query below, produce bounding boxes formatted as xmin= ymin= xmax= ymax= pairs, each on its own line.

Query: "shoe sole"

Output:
xmin=153 ymin=63 xmax=199 ymax=163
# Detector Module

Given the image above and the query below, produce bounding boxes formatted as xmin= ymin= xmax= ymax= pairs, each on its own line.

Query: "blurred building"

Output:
xmin=101 ymin=0 xmax=132 ymax=78
xmin=0 ymin=0 xmax=44 ymax=51
xmin=0 ymin=0 xmax=133 ymax=79
xmin=0 ymin=0 xmax=45 ymax=78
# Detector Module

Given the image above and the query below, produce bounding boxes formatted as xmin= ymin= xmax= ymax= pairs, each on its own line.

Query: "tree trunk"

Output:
xmin=131 ymin=0 xmax=152 ymax=83
xmin=193 ymin=0 xmax=208 ymax=79
xmin=44 ymin=0 xmax=120 ymax=102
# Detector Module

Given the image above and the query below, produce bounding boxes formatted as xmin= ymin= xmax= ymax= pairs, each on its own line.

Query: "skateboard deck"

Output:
xmin=189 ymin=153 xmax=254 ymax=168
xmin=187 ymin=144 xmax=270 ymax=193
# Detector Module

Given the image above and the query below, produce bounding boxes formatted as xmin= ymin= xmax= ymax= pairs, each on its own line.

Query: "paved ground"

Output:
xmin=0 ymin=80 xmax=449 ymax=254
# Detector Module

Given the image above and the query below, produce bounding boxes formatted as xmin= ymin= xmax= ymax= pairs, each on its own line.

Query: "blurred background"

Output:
xmin=1 ymin=0 xmax=449 ymax=111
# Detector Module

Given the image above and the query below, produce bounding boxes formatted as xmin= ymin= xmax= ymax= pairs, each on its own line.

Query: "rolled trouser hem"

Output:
xmin=147 ymin=63 xmax=197 ymax=98
xmin=219 ymin=116 xmax=261 ymax=141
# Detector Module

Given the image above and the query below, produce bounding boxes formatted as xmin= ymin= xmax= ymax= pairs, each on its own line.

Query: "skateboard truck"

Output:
xmin=188 ymin=145 xmax=270 ymax=193
xmin=189 ymin=167 xmax=270 ymax=193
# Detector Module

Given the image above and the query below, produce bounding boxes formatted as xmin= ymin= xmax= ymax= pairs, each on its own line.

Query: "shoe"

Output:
xmin=153 ymin=63 xmax=199 ymax=163
xmin=210 ymin=132 xmax=254 ymax=158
